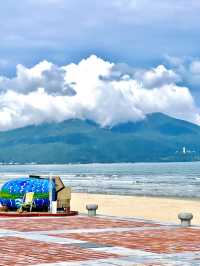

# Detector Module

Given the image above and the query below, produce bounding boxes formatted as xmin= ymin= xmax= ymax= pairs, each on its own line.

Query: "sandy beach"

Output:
xmin=71 ymin=193 xmax=200 ymax=224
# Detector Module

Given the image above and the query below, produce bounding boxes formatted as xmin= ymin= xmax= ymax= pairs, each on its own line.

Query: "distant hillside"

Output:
xmin=0 ymin=113 xmax=200 ymax=163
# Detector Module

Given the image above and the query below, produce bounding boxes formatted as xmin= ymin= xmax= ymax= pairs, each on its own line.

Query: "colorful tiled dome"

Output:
xmin=0 ymin=178 xmax=56 ymax=210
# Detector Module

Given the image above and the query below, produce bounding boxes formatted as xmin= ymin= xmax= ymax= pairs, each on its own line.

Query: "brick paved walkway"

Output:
xmin=0 ymin=215 xmax=200 ymax=265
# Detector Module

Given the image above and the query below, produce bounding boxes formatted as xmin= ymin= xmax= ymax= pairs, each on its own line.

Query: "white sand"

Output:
xmin=71 ymin=193 xmax=200 ymax=224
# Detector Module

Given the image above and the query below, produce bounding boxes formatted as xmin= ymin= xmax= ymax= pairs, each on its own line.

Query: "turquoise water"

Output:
xmin=0 ymin=162 xmax=200 ymax=198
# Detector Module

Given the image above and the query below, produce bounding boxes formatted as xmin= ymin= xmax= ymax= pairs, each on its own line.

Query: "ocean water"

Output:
xmin=1 ymin=162 xmax=200 ymax=198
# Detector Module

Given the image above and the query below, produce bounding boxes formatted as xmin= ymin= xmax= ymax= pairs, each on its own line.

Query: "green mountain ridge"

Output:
xmin=0 ymin=113 xmax=200 ymax=163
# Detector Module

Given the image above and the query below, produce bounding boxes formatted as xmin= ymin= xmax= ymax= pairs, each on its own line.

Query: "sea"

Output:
xmin=0 ymin=162 xmax=200 ymax=198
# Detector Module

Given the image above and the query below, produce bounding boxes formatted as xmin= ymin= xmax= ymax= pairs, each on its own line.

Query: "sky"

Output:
xmin=0 ymin=0 xmax=200 ymax=130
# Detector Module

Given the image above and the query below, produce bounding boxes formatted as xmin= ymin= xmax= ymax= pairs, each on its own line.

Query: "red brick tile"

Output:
xmin=0 ymin=236 xmax=118 ymax=265
xmin=52 ymin=228 xmax=200 ymax=254
xmin=0 ymin=216 xmax=158 ymax=232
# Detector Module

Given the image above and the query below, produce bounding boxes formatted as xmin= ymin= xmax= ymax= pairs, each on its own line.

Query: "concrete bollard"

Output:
xmin=178 ymin=212 xmax=193 ymax=227
xmin=86 ymin=204 xmax=98 ymax=217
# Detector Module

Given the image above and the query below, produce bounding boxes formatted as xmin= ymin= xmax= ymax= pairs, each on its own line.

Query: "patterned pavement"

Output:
xmin=0 ymin=215 xmax=200 ymax=265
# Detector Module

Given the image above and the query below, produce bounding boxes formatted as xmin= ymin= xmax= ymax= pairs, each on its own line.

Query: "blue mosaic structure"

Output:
xmin=0 ymin=177 xmax=56 ymax=210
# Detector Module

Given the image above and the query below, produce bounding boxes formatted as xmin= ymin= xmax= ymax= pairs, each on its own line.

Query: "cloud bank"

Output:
xmin=0 ymin=55 xmax=199 ymax=131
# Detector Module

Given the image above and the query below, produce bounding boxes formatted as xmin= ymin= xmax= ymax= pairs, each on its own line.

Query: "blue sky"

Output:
xmin=1 ymin=1 xmax=200 ymax=74
xmin=0 ymin=0 xmax=200 ymax=130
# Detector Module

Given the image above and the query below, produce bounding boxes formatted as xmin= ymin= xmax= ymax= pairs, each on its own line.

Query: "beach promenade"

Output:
xmin=1 ymin=214 xmax=200 ymax=265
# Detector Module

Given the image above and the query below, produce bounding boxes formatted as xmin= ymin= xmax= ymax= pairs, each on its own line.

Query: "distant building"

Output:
xmin=183 ymin=147 xmax=186 ymax=154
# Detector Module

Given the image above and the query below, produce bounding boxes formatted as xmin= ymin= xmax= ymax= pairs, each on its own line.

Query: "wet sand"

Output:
xmin=71 ymin=193 xmax=200 ymax=224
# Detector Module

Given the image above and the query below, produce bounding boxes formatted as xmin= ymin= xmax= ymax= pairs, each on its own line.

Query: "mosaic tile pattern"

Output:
xmin=0 ymin=215 xmax=200 ymax=265
xmin=0 ymin=178 xmax=55 ymax=210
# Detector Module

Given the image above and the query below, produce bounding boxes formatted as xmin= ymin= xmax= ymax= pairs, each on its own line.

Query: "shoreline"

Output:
xmin=2 ymin=161 xmax=200 ymax=167
xmin=1 ymin=161 xmax=200 ymax=165
xmin=71 ymin=192 xmax=200 ymax=224
xmin=73 ymin=191 xmax=200 ymax=202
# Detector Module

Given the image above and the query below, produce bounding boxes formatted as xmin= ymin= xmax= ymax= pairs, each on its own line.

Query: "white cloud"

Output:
xmin=0 ymin=60 xmax=76 ymax=95
xmin=0 ymin=55 xmax=199 ymax=131
xmin=165 ymin=56 xmax=200 ymax=90
xmin=134 ymin=65 xmax=180 ymax=88
xmin=190 ymin=61 xmax=200 ymax=74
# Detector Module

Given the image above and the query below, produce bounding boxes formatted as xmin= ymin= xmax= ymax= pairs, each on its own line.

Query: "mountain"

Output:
xmin=0 ymin=113 xmax=200 ymax=163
